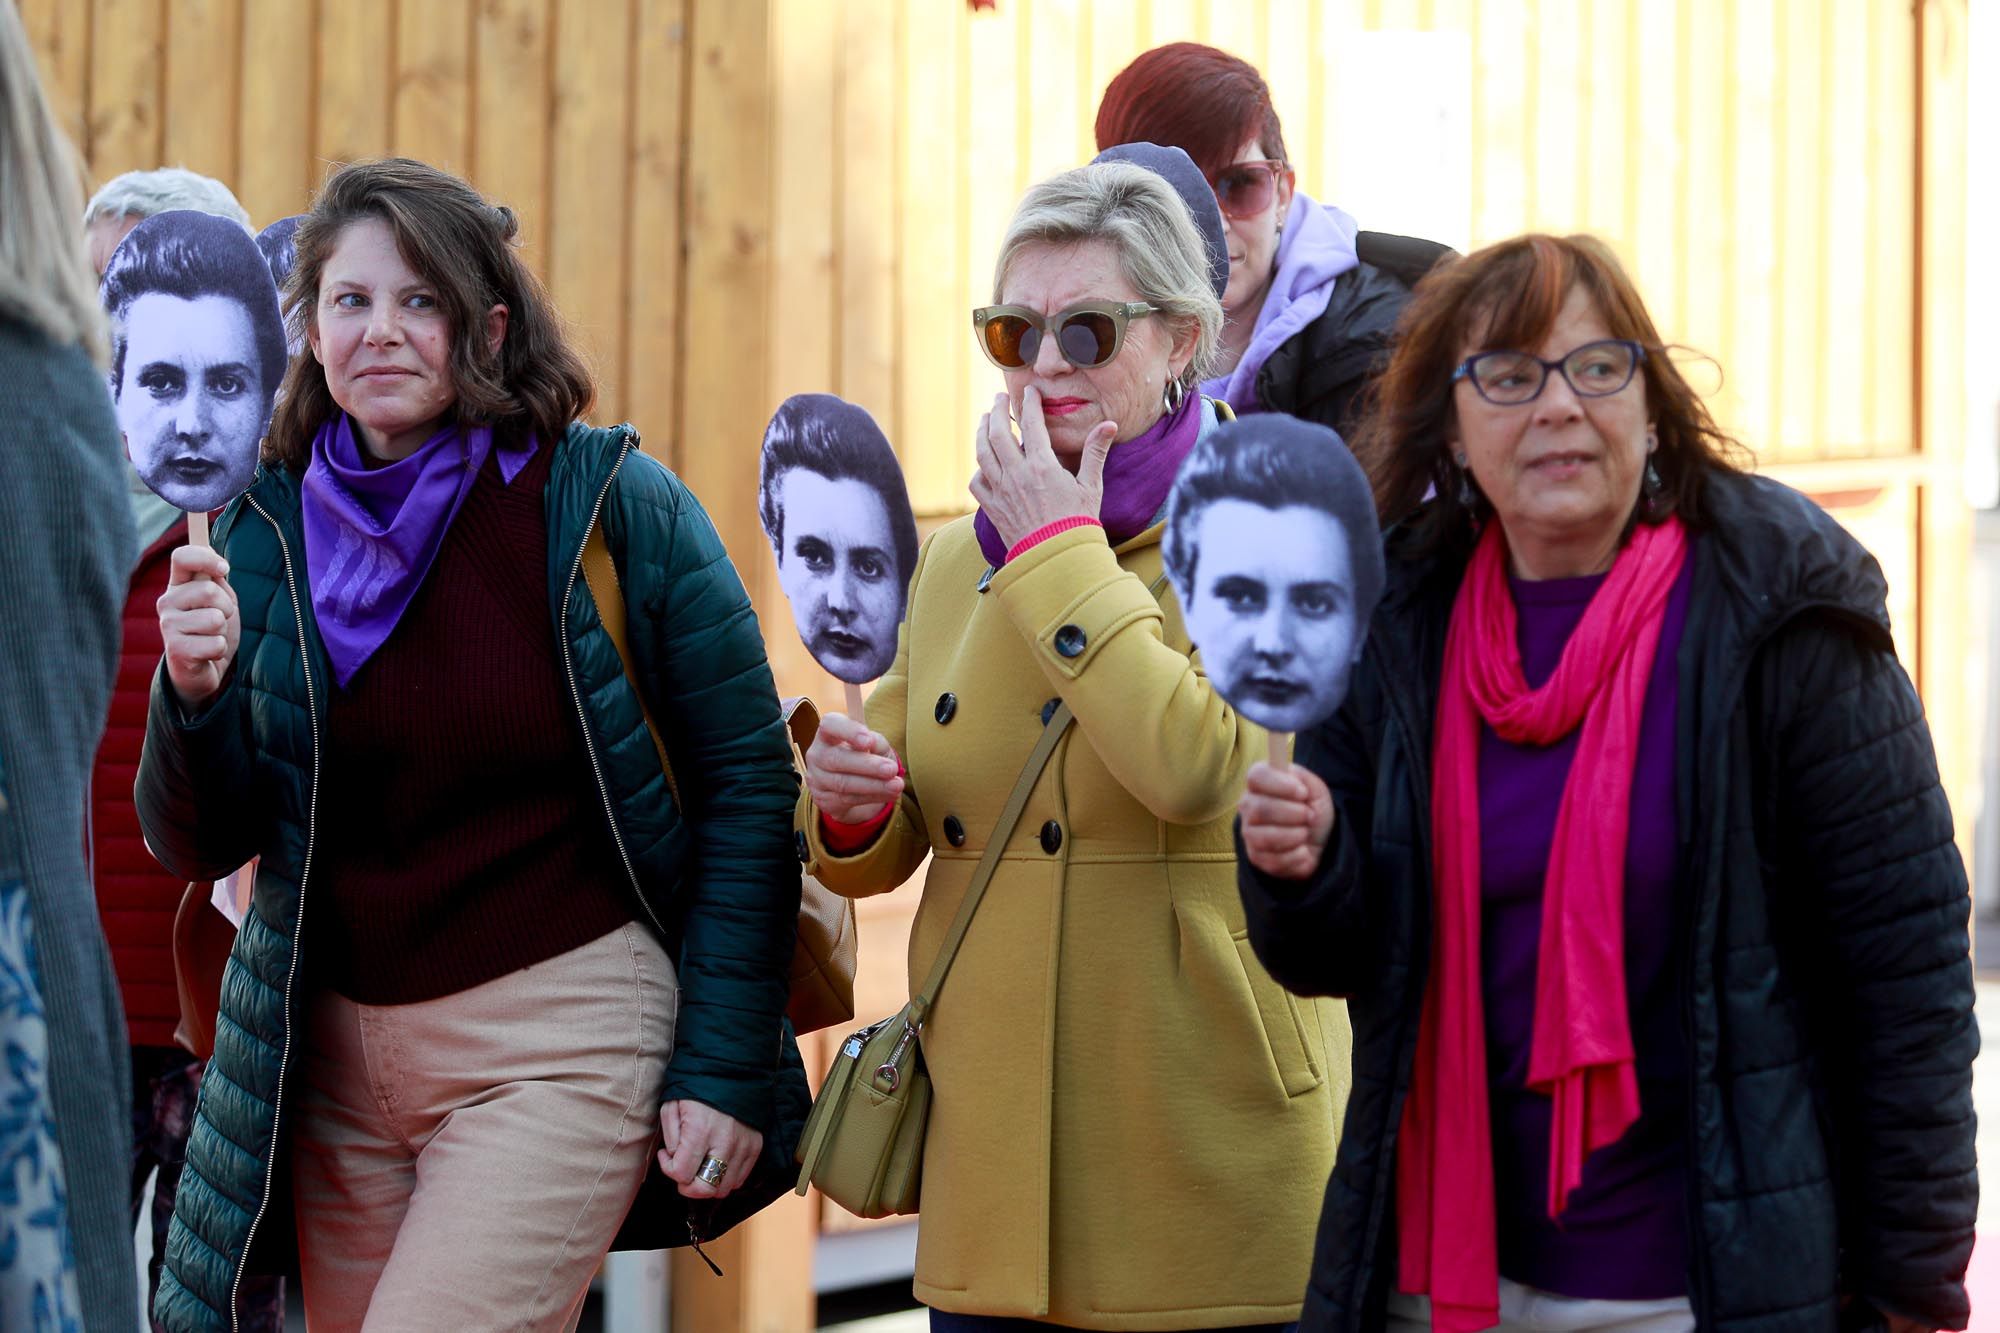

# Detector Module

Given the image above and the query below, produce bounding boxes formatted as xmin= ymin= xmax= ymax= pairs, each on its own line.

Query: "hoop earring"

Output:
xmin=1161 ymin=376 xmax=1188 ymax=416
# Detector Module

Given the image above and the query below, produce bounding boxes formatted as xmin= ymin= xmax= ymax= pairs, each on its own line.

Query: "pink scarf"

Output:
xmin=1397 ymin=516 xmax=1688 ymax=1333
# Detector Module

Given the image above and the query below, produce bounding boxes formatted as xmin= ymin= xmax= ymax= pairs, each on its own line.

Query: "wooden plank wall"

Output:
xmin=20 ymin=0 xmax=691 ymax=486
xmin=758 ymin=0 xmax=1917 ymax=524
xmin=746 ymin=0 xmax=1931 ymax=721
xmin=21 ymin=0 xmax=1942 ymax=728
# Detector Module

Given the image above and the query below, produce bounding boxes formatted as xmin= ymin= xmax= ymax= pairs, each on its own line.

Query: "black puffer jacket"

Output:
xmin=1239 ymin=470 xmax=1977 ymax=1332
xmin=1255 ymin=231 xmax=1455 ymax=436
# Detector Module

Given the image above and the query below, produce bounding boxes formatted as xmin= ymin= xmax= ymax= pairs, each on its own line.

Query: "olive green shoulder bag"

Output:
xmin=793 ymin=697 xmax=1074 ymax=1218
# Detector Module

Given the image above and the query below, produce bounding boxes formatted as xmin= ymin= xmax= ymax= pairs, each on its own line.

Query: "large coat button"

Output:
xmin=1039 ymin=697 xmax=1060 ymax=726
xmin=935 ymin=692 xmax=958 ymax=725
xmin=943 ymin=815 xmax=967 ymax=847
xmin=1039 ymin=820 xmax=1063 ymax=854
xmin=1053 ymin=625 xmax=1087 ymax=658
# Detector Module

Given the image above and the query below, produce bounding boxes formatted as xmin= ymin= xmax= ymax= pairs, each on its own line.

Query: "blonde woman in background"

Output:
xmin=0 ymin=3 xmax=143 ymax=1328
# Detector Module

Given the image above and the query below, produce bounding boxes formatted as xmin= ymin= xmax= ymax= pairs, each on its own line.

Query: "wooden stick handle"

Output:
xmin=187 ymin=509 xmax=210 ymax=548
xmin=1267 ymin=730 xmax=1289 ymax=769
xmin=842 ymin=679 xmax=866 ymax=720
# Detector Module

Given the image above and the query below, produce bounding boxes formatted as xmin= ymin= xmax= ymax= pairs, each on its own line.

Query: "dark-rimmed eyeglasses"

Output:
xmin=971 ymin=302 xmax=1158 ymax=370
xmin=1452 ymin=339 xmax=1647 ymax=405
xmin=1209 ymin=159 xmax=1288 ymax=220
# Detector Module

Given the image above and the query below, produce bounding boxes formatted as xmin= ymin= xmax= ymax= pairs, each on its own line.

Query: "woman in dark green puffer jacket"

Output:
xmin=136 ymin=158 xmax=806 ymax=1333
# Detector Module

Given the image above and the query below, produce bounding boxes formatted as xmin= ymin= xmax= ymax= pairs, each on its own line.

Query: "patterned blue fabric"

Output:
xmin=0 ymin=864 xmax=84 ymax=1333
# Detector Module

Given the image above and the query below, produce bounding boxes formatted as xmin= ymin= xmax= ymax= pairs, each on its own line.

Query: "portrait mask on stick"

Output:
xmin=1165 ymin=416 xmax=1384 ymax=737
xmin=759 ymin=394 xmax=920 ymax=687
xmin=102 ymin=210 xmax=285 ymax=523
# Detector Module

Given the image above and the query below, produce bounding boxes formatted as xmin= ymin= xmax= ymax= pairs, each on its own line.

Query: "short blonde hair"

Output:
xmin=0 ymin=2 xmax=106 ymax=361
xmin=994 ymin=162 xmax=1222 ymax=389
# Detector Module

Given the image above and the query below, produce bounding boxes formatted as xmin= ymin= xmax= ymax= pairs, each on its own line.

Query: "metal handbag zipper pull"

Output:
xmin=873 ymin=1022 xmax=918 ymax=1091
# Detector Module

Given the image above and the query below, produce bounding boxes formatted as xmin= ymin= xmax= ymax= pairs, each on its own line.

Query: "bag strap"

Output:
xmin=782 ymin=695 xmax=820 ymax=752
xmin=901 ymin=567 xmax=1173 ymax=1029
xmin=906 ymin=700 xmax=1072 ymax=1031
xmin=581 ymin=521 xmax=680 ymax=811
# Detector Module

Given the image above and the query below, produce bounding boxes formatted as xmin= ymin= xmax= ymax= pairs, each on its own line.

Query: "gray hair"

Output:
xmin=83 ymin=167 xmax=251 ymax=231
xmin=994 ymin=161 xmax=1223 ymax=389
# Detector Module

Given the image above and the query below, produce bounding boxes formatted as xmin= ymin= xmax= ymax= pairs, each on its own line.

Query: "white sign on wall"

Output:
xmin=1327 ymin=30 xmax=1474 ymax=255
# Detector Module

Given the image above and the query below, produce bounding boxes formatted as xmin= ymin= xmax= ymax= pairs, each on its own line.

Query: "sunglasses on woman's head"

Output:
xmin=1210 ymin=160 xmax=1287 ymax=220
xmin=972 ymin=302 xmax=1159 ymax=370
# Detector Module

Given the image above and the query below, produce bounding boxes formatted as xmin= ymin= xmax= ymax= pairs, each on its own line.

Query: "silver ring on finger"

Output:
xmin=696 ymin=1154 xmax=728 ymax=1186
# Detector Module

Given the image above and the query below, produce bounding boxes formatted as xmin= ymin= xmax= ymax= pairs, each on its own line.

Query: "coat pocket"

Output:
xmin=1231 ymin=929 xmax=1323 ymax=1098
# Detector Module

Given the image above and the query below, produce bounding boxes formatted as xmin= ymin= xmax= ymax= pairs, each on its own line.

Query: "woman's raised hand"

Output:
xmin=968 ymin=387 xmax=1117 ymax=550
xmin=804 ymin=711 xmax=906 ymax=826
xmin=1238 ymin=760 xmax=1336 ymax=881
xmin=158 ymin=545 xmax=241 ymax=712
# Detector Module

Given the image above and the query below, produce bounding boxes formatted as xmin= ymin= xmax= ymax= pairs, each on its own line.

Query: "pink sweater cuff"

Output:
xmin=818 ymin=756 xmax=906 ymax=853
xmin=1005 ymin=516 xmax=1103 ymax=564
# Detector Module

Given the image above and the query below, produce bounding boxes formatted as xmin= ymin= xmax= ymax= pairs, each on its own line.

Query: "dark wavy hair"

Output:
xmin=1164 ymin=415 xmax=1385 ymax=628
xmin=101 ymin=210 xmax=286 ymax=406
xmin=265 ymin=158 xmax=593 ymax=470
xmin=758 ymin=393 xmax=918 ymax=584
xmin=1354 ymin=232 xmax=1750 ymax=552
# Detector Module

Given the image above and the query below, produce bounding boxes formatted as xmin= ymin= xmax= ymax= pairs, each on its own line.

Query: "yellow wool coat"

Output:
xmin=798 ymin=515 xmax=1352 ymax=1330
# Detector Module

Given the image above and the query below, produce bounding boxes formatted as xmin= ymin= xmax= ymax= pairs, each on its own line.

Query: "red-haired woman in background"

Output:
xmin=1096 ymin=42 xmax=1451 ymax=436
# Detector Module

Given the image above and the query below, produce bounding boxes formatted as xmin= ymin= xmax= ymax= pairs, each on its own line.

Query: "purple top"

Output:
xmin=1477 ymin=551 xmax=1696 ymax=1300
xmin=1198 ymin=191 xmax=1359 ymax=418
xmin=302 ymin=417 xmax=536 ymax=688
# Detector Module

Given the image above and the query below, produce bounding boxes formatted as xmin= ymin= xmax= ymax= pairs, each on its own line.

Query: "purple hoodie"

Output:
xmin=1201 ymin=190 xmax=1361 ymax=418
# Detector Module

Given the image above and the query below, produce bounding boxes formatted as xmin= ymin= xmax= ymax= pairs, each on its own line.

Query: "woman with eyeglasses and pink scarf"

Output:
xmin=1096 ymin=42 xmax=1453 ymax=438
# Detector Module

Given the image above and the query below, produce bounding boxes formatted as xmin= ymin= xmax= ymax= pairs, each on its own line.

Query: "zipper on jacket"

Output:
xmin=231 ymin=496 xmax=321 ymax=1333
xmin=558 ymin=430 xmax=671 ymax=940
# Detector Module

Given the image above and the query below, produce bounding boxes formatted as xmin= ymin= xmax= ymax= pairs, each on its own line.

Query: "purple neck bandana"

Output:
xmin=1201 ymin=191 xmax=1361 ymax=417
xmin=975 ymin=389 xmax=1209 ymax=567
xmin=301 ymin=416 xmax=536 ymax=686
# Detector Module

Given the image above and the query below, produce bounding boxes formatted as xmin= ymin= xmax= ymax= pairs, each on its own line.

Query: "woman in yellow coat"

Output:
xmin=798 ymin=154 xmax=1350 ymax=1332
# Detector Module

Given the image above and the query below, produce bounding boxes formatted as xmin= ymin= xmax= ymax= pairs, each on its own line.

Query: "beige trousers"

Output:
xmin=290 ymin=922 xmax=677 ymax=1333
xmin=1386 ymin=1281 xmax=1696 ymax=1333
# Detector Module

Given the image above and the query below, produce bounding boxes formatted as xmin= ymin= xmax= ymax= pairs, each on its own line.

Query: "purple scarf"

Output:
xmin=301 ymin=416 xmax=536 ymax=686
xmin=1200 ymin=191 xmax=1361 ymax=417
xmin=975 ymin=390 xmax=1208 ymax=567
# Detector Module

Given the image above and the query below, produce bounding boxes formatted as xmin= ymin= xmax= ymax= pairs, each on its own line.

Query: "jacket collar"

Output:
xmin=234 ymin=420 xmax=635 ymax=591
xmin=1361 ymin=467 xmax=1895 ymax=748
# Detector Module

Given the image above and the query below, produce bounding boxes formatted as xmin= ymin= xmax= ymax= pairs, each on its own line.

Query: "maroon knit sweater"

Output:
xmin=311 ymin=443 xmax=636 ymax=1004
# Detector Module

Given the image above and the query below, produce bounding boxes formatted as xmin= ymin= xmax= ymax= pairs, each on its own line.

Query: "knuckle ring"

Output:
xmin=696 ymin=1154 xmax=728 ymax=1185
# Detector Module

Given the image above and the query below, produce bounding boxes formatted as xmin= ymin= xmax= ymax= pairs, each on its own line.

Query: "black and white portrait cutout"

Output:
xmin=1164 ymin=416 xmax=1385 ymax=735
xmin=255 ymin=216 xmax=306 ymax=357
xmin=254 ymin=215 xmax=301 ymax=290
xmin=758 ymin=394 xmax=919 ymax=685
xmin=102 ymin=210 xmax=285 ymax=514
